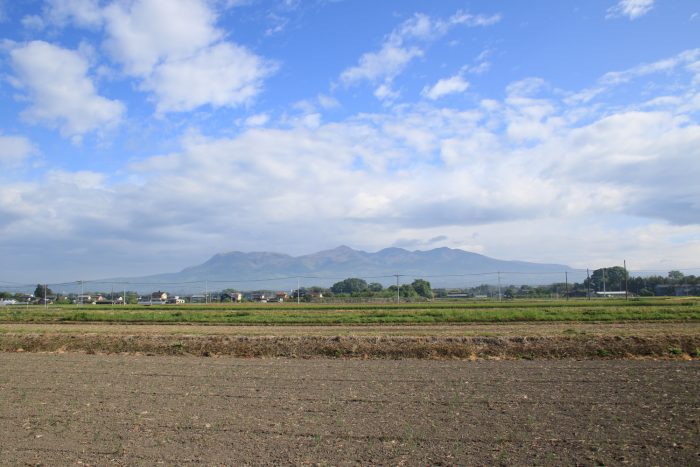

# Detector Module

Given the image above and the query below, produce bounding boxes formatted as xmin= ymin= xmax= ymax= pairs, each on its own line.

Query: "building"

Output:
xmin=595 ymin=291 xmax=628 ymax=298
xmin=138 ymin=291 xmax=169 ymax=305
xmin=654 ymin=284 xmax=699 ymax=296
xmin=73 ymin=294 xmax=93 ymax=304
xmin=221 ymin=292 xmax=242 ymax=302
xmin=151 ymin=291 xmax=168 ymax=301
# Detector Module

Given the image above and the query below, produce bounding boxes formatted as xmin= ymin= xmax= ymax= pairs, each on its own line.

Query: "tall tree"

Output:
xmin=411 ymin=279 xmax=433 ymax=298
xmin=34 ymin=284 xmax=53 ymax=299
xmin=586 ymin=267 xmax=628 ymax=292
xmin=668 ymin=270 xmax=684 ymax=281
xmin=330 ymin=278 xmax=369 ymax=294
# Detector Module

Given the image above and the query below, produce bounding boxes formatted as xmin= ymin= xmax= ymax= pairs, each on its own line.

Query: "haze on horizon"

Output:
xmin=1 ymin=0 xmax=699 ymax=284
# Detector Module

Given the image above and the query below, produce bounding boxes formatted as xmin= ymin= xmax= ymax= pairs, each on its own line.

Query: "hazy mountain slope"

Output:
xmin=103 ymin=246 xmax=582 ymax=292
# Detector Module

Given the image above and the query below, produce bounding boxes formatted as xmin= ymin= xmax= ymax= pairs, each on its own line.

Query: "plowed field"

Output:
xmin=1 ymin=354 xmax=697 ymax=465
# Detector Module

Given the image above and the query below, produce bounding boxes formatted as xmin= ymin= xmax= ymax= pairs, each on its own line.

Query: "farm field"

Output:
xmin=3 ymin=320 xmax=699 ymax=337
xmin=0 ymin=354 xmax=697 ymax=465
xmin=2 ymin=298 xmax=699 ymax=325
xmin=1 ymin=299 xmax=699 ymax=358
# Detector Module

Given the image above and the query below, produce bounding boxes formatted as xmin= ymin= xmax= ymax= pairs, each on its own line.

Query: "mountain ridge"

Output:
xmin=101 ymin=246 xmax=584 ymax=292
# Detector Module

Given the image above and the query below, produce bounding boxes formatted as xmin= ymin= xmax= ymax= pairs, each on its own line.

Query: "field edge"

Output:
xmin=2 ymin=332 xmax=698 ymax=360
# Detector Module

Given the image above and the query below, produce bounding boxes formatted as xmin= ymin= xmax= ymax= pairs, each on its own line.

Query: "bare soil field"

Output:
xmin=3 ymin=321 xmax=700 ymax=337
xmin=1 ymin=322 xmax=699 ymax=358
xmin=0 ymin=354 xmax=697 ymax=465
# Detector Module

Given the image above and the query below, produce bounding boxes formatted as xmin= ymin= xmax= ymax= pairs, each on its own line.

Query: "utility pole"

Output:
xmin=44 ymin=283 xmax=47 ymax=309
xmin=602 ymin=269 xmax=606 ymax=293
xmin=297 ymin=277 xmax=300 ymax=304
xmin=587 ymin=268 xmax=591 ymax=300
xmin=205 ymin=280 xmax=208 ymax=305
xmin=394 ymin=274 xmax=402 ymax=304
xmin=497 ymin=272 xmax=502 ymax=301
xmin=624 ymin=260 xmax=629 ymax=300
xmin=565 ymin=271 xmax=569 ymax=301
xmin=80 ymin=280 xmax=84 ymax=305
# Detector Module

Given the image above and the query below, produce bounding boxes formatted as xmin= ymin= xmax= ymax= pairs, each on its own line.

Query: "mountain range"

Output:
xmin=102 ymin=246 xmax=584 ymax=293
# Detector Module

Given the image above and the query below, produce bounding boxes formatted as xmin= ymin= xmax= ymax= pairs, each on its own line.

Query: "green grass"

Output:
xmin=0 ymin=298 xmax=698 ymax=325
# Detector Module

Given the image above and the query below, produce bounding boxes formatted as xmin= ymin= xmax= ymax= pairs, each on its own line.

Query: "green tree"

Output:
xmin=125 ymin=291 xmax=139 ymax=304
xmin=410 ymin=279 xmax=433 ymax=298
xmin=399 ymin=284 xmax=418 ymax=299
xmin=668 ymin=270 xmax=684 ymax=282
xmin=34 ymin=284 xmax=53 ymax=299
xmin=586 ymin=267 xmax=628 ymax=292
xmin=330 ymin=278 xmax=369 ymax=294
xmin=368 ymin=282 xmax=383 ymax=292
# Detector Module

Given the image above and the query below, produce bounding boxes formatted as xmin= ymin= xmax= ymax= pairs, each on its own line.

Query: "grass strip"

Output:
xmin=1 ymin=299 xmax=699 ymax=325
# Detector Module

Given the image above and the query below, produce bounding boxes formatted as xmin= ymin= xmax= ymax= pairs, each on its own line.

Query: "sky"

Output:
xmin=0 ymin=0 xmax=699 ymax=283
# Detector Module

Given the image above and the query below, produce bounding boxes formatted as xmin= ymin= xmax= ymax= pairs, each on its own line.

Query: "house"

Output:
xmin=292 ymin=289 xmax=323 ymax=300
xmin=166 ymin=296 xmax=186 ymax=304
xmin=250 ymin=293 xmax=267 ymax=302
xmin=138 ymin=291 xmax=169 ymax=305
xmin=73 ymin=294 xmax=92 ymax=304
xmin=151 ymin=291 xmax=168 ymax=301
xmin=275 ymin=292 xmax=289 ymax=301
xmin=221 ymin=292 xmax=242 ymax=302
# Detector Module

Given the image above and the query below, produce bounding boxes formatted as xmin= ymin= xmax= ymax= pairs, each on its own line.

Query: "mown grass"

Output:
xmin=0 ymin=298 xmax=698 ymax=325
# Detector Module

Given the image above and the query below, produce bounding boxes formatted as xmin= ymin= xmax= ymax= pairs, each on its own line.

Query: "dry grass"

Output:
xmin=2 ymin=331 xmax=698 ymax=359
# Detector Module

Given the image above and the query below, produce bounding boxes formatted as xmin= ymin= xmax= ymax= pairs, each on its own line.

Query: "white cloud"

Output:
xmin=600 ymin=48 xmax=700 ymax=85
xmin=244 ymin=113 xmax=270 ymax=127
xmin=422 ymin=75 xmax=469 ymax=100
xmin=340 ymin=43 xmax=423 ymax=85
xmin=3 ymin=46 xmax=700 ymax=279
xmin=339 ymin=11 xmax=499 ymax=100
xmin=103 ymin=0 xmax=220 ymax=76
xmin=606 ymin=0 xmax=655 ymax=20
xmin=9 ymin=41 xmax=124 ymax=139
xmin=0 ymin=135 xmax=36 ymax=167
xmin=102 ymin=0 xmax=274 ymax=112
xmin=44 ymin=0 xmax=103 ymax=28
xmin=564 ymin=49 xmax=700 ymax=106
xmin=4 ymin=86 xmax=699 ymax=277
xmin=317 ymin=94 xmax=340 ymax=109
xmin=505 ymin=77 xmax=547 ymax=97
xmin=21 ymin=15 xmax=45 ymax=30
xmin=142 ymin=42 xmax=274 ymax=113
xmin=374 ymin=83 xmax=400 ymax=101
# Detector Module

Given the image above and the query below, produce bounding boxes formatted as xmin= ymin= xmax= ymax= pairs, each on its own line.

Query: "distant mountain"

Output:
xmin=101 ymin=246 xmax=584 ymax=293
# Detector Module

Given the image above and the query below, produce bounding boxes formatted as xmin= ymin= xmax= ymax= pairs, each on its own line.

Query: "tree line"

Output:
xmin=434 ymin=268 xmax=699 ymax=299
xmin=1 ymin=268 xmax=698 ymax=302
xmin=328 ymin=277 xmax=433 ymax=299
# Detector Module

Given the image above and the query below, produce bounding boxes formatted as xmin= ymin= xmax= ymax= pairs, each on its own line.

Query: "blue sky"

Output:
xmin=0 ymin=0 xmax=699 ymax=282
